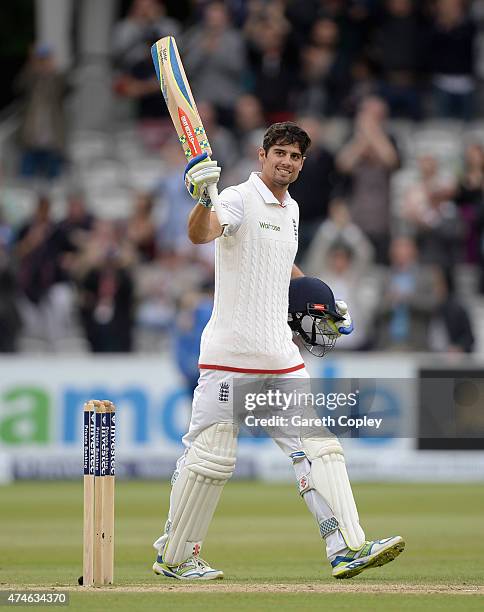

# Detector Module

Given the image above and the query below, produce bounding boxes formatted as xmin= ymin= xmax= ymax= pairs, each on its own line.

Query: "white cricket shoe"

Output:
xmin=153 ymin=553 xmax=224 ymax=580
xmin=331 ymin=535 xmax=405 ymax=579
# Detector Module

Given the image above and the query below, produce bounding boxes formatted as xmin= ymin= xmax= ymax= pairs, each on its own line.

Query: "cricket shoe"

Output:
xmin=331 ymin=535 xmax=405 ymax=579
xmin=153 ymin=554 xmax=224 ymax=580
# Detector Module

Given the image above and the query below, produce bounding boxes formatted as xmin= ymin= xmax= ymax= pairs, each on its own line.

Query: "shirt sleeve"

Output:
xmin=215 ymin=187 xmax=244 ymax=236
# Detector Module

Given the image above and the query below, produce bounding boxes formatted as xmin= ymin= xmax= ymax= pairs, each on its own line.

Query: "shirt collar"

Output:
xmin=249 ymin=172 xmax=292 ymax=207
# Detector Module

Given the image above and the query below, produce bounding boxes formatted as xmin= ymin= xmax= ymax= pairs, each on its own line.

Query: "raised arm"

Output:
xmin=185 ymin=153 xmax=224 ymax=244
xmin=188 ymin=205 xmax=224 ymax=244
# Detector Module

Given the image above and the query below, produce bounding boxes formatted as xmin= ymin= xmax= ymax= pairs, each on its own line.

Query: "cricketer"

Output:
xmin=152 ymin=122 xmax=405 ymax=580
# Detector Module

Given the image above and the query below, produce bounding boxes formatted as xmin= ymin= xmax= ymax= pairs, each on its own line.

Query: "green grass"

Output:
xmin=0 ymin=481 xmax=483 ymax=610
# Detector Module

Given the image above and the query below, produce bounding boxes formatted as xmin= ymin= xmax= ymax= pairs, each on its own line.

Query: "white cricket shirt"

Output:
xmin=198 ymin=172 xmax=304 ymax=373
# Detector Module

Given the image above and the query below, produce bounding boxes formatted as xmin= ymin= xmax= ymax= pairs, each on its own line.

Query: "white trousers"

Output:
xmin=164 ymin=367 xmax=348 ymax=559
xmin=182 ymin=367 xmax=312 ymax=456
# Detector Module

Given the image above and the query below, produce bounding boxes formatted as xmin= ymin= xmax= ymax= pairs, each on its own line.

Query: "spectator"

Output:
xmin=302 ymin=198 xmax=378 ymax=349
xmin=112 ymin=0 xmax=181 ymax=148
xmin=245 ymin=18 xmax=296 ymax=123
xmin=371 ymin=0 xmax=423 ymax=119
xmin=341 ymin=54 xmax=379 ymax=116
xmin=51 ymin=191 xmax=95 ymax=283
xmin=112 ymin=0 xmax=180 ymax=72
xmin=155 ymin=137 xmax=199 ymax=255
xmin=224 ymin=128 xmax=264 ymax=188
xmin=113 ymin=36 xmax=168 ymax=123
xmin=182 ymin=0 xmax=247 ymax=127
xmin=173 ymin=283 xmax=214 ymax=393
xmin=15 ymin=43 xmax=67 ymax=180
xmin=376 ymin=236 xmax=441 ymax=351
xmin=196 ymin=101 xmax=238 ymax=173
xmin=428 ymin=270 xmax=474 ymax=353
xmin=14 ymin=195 xmax=58 ymax=345
xmin=76 ymin=220 xmax=136 ymax=352
xmin=452 ymin=142 xmax=484 ymax=269
xmin=233 ymin=94 xmax=266 ymax=154
xmin=336 ymin=96 xmax=400 ymax=263
xmin=298 ymin=18 xmax=349 ymax=116
xmin=426 ymin=0 xmax=476 ymax=120
xmin=290 ymin=115 xmax=339 ymax=259
xmin=126 ymin=192 xmax=157 ymax=262
xmin=0 ymin=220 xmax=21 ymax=352
xmin=303 ymin=198 xmax=375 ymax=275
xmin=401 ymin=154 xmax=462 ymax=288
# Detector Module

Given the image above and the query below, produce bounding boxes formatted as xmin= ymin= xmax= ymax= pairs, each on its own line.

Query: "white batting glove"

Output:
xmin=184 ymin=152 xmax=221 ymax=202
xmin=334 ymin=300 xmax=353 ymax=335
xmin=325 ymin=300 xmax=353 ymax=336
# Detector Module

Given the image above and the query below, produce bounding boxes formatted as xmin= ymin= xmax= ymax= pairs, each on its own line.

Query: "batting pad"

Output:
xmin=302 ymin=437 xmax=365 ymax=550
xmin=163 ymin=423 xmax=237 ymax=565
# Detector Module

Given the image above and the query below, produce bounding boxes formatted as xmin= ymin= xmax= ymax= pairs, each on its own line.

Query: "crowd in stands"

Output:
xmin=1 ymin=0 xmax=483 ymax=356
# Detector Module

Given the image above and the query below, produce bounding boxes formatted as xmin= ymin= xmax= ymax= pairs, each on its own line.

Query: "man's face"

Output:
xmin=259 ymin=142 xmax=305 ymax=188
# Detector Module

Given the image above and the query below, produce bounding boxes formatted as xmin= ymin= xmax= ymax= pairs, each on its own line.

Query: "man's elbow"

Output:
xmin=188 ymin=232 xmax=203 ymax=244
xmin=188 ymin=229 xmax=209 ymax=244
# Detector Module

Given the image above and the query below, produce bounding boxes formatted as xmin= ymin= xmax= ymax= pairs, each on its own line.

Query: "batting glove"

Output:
xmin=334 ymin=300 xmax=354 ymax=335
xmin=326 ymin=300 xmax=353 ymax=336
xmin=184 ymin=152 xmax=221 ymax=202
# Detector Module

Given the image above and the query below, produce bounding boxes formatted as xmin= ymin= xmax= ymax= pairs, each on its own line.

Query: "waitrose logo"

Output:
xmin=259 ymin=221 xmax=280 ymax=231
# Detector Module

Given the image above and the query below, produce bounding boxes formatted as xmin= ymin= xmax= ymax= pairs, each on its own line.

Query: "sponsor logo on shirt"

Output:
xmin=259 ymin=221 xmax=281 ymax=231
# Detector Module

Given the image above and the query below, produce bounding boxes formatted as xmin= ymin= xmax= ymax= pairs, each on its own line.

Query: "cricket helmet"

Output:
xmin=288 ymin=277 xmax=344 ymax=357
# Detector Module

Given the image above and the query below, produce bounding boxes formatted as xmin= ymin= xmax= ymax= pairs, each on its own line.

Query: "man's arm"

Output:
xmin=188 ymin=205 xmax=224 ymax=244
xmin=185 ymin=153 xmax=224 ymax=244
xmin=291 ymin=264 xmax=304 ymax=279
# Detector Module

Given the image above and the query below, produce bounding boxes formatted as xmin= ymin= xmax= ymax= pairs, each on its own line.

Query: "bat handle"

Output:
xmin=207 ymin=183 xmax=225 ymax=228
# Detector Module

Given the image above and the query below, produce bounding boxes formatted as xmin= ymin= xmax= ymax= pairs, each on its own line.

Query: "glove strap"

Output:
xmin=198 ymin=195 xmax=212 ymax=208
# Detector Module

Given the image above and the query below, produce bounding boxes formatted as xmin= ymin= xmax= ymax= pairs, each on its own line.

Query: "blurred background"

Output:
xmin=1 ymin=0 xmax=484 ymax=484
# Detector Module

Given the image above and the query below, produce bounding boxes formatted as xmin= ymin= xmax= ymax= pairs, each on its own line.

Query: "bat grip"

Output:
xmin=207 ymin=183 xmax=225 ymax=227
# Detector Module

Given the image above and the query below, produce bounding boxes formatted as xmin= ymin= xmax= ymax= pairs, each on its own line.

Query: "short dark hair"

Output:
xmin=262 ymin=122 xmax=311 ymax=156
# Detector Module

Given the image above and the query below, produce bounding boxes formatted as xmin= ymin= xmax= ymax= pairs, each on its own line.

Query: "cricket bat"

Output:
xmin=151 ymin=36 xmax=224 ymax=222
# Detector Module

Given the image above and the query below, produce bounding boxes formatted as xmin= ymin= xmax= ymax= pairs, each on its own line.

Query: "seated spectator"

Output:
xmin=126 ymin=192 xmax=157 ymax=262
xmin=302 ymin=198 xmax=378 ymax=349
xmin=290 ymin=115 xmax=339 ymax=260
xmin=376 ymin=236 xmax=441 ymax=351
xmin=426 ymin=0 xmax=476 ymax=120
xmin=400 ymin=154 xmax=462 ymax=289
xmin=15 ymin=44 xmax=67 ymax=180
xmin=428 ymin=271 xmax=474 ymax=353
xmin=336 ymin=96 xmax=400 ymax=263
xmin=182 ymin=0 xmax=247 ymax=127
